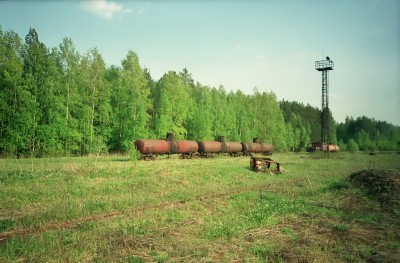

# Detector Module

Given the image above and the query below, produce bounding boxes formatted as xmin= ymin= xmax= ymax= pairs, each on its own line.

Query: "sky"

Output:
xmin=1 ymin=0 xmax=399 ymax=125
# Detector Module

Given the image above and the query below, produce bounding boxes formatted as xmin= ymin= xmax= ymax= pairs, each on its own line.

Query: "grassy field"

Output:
xmin=0 ymin=152 xmax=399 ymax=262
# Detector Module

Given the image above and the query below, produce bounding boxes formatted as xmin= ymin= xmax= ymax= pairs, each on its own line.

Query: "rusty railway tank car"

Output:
xmin=327 ymin=144 xmax=340 ymax=152
xmin=241 ymin=138 xmax=273 ymax=155
xmin=197 ymin=141 xmax=223 ymax=157
xmin=222 ymin=141 xmax=243 ymax=156
xmin=134 ymin=133 xmax=198 ymax=160
xmin=171 ymin=140 xmax=199 ymax=158
xmin=135 ymin=139 xmax=170 ymax=155
xmin=198 ymin=136 xmax=243 ymax=157
xmin=135 ymin=134 xmax=273 ymax=160
xmin=134 ymin=139 xmax=169 ymax=160
xmin=308 ymin=142 xmax=340 ymax=152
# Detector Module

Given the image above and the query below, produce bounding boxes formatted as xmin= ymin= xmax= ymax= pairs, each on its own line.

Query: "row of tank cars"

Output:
xmin=134 ymin=133 xmax=273 ymax=160
xmin=306 ymin=142 xmax=340 ymax=153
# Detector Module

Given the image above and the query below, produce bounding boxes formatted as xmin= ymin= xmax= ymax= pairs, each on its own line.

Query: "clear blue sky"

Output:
xmin=1 ymin=0 xmax=399 ymax=125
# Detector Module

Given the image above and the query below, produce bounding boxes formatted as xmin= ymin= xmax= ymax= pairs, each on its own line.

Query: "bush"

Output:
xmin=347 ymin=139 xmax=359 ymax=152
xmin=129 ymin=146 xmax=141 ymax=161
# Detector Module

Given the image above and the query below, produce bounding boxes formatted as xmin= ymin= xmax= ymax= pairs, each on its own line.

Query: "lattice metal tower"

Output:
xmin=315 ymin=57 xmax=334 ymax=152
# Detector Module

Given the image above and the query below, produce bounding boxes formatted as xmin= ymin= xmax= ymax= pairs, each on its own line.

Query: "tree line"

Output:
xmin=337 ymin=116 xmax=400 ymax=151
xmin=280 ymin=101 xmax=400 ymax=152
xmin=1 ymin=27 xmax=399 ymax=157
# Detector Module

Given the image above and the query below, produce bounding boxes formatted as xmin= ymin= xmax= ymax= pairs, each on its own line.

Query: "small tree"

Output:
xmin=346 ymin=139 xmax=359 ymax=152
xmin=128 ymin=144 xmax=141 ymax=161
xmin=338 ymin=139 xmax=347 ymax=151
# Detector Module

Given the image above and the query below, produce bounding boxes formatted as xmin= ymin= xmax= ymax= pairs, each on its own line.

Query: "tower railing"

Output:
xmin=315 ymin=60 xmax=334 ymax=71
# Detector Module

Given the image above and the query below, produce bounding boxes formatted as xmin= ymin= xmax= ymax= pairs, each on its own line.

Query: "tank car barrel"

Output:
xmin=135 ymin=139 xmax=170 ymax=154
xmin=134 ymin=137 xmax=199 ymax=159
xmin=241 ymin=141 xmax=273 ymax=155
xmin=222 ymin=142 xmax=242 ymax=153
xmin=198 ymin=141 xmax=223 ymax=153
xmin=176 ymin=140 xmax=198 ymax=154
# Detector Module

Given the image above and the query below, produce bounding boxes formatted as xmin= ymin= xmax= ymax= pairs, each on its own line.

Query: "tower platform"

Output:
xmin=315 ymin=60 xmax=334 ymax=71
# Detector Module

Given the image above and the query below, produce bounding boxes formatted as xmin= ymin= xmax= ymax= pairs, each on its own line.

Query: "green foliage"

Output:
xmin=250 ymin=244 xmax=283 ymax=261
xmin=338 ymin=139 xmax=347 ymax=151
xmin=337 ymin=116 xmax=400 ymax=151
xmin=355 ymin=129 xmax=374 ymax=151
xmin=331 ymin=223 xmax=349 ymax=232
xmin=1 ymin=26 xmax=398 ymax=157
xmin=244 ymin=193 xmax=306 ymax=225
xmin=108 ymin=51 xmax=151 ymax=152
xmin=204 ymin=192 xmax=306 ymax=239
xmin=284 ymin=113 xmax=311 ymax=151
xmin=58 ymin=38 xmax=82 ymax=155
xmin=119 ymin=220 xmax=149 ymax=236
xmin=0 ymin=219 xmax=15 ymax=232
xmin=186 ymin=83 xmax=214 ymax=140
xmin=151 ymin=251 xmax=170 ymax=262
xmin=0 ymin=27 xmax=30 ymax=156
xmin=347 ymin=138 xmax=359 ymax=152
xmin=210 ymin=86 xmax=237 ymax=140
xmin=153 ymin=71 xmax=193 ymax=139
xmin=129 ymin=145 xmax=141 ymax=161
xmin=1 ymin=26 xmax=293 ymax=156
xmin=324 ymin=179 xmax=350 ymax=191
xmin=280 ymin=100 xmax=321 ymax=143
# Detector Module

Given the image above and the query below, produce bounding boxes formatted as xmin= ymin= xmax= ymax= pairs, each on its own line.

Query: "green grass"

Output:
xmin=0 ymin=152 xmax=399 ymax=262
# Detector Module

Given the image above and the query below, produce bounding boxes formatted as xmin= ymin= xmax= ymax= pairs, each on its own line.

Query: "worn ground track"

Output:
xmin=0 ymin=185 xmax=273 ymax=244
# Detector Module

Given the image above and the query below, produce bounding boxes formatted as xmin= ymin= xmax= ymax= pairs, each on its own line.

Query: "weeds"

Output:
xmin=249 ymin=244 xmax=285 ymax=261
xmin=0 ymin=219 xmax=14 ymax=232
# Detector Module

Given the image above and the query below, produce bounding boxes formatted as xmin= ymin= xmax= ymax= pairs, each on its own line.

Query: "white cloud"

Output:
xmin=81 ymin=0 xmax=132 ymax=19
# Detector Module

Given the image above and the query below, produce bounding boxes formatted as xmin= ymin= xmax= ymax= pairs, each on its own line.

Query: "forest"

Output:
xmin=1 ymin=27 xmax=399 ymax=157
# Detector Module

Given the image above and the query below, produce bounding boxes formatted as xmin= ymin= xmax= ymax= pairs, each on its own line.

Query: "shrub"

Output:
xmin=347 ymin=139 xmax=359 ymax=152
